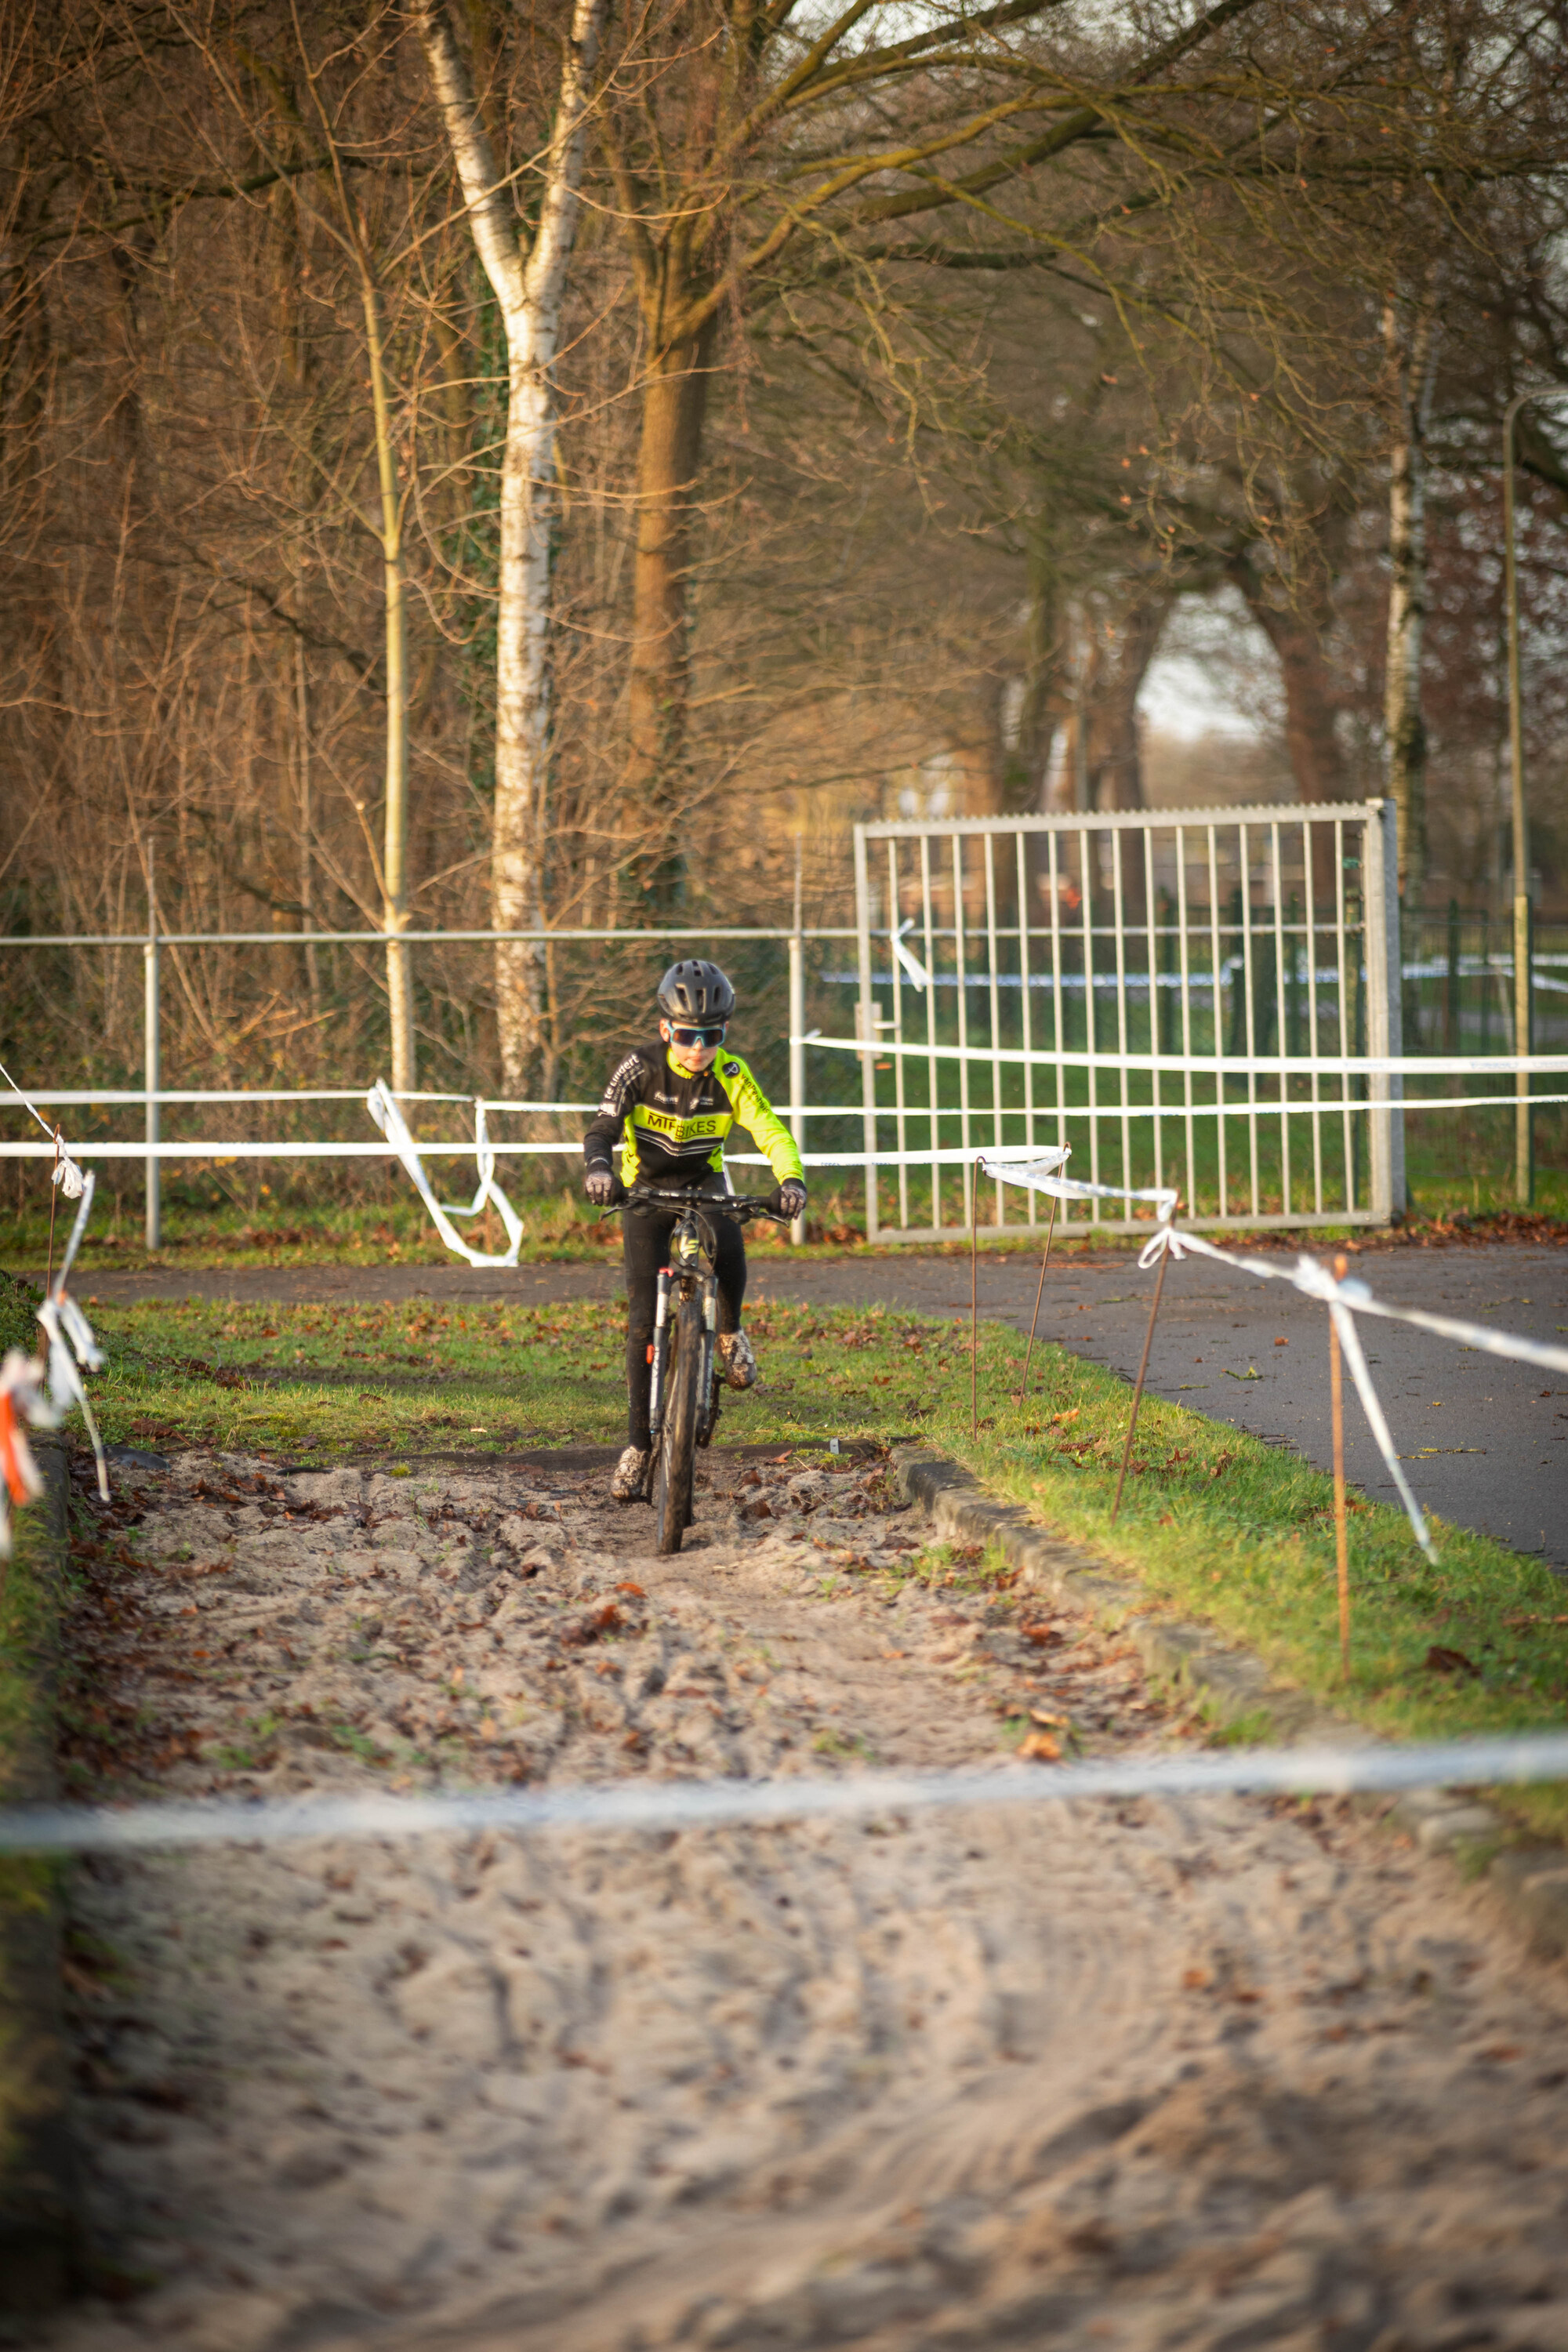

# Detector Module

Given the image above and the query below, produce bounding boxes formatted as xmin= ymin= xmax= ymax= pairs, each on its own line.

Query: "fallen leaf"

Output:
xmin=1425 ymin=1644 xmax=1479 ymax=1678
xmin=478 ymin=1717 xmax=497 ymax=1739
xmin=1018 ymin=1730 xmax=1062 ymax=1762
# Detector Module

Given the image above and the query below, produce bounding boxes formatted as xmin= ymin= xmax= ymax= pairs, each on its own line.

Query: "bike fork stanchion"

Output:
xmin=648 ymin=1269 xmax=673 ymax=1446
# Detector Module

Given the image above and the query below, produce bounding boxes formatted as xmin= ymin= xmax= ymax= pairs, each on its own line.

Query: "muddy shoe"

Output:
xmin=611 ymin=1445 xmax=650 ymax=1502
xmin=717 ymin=1329 xmax=758 ymax=1391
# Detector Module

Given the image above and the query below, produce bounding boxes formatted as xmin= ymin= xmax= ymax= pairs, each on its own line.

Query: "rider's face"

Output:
xmin=660 ymin=1018 xmax=720 ymax=1073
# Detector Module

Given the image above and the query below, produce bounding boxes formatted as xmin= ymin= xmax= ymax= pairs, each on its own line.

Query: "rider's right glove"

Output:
xmin=585 ymin=1166 xmax=619 ymax=1208
xmin=775 ymin=1178 xmax=808 ymax=1220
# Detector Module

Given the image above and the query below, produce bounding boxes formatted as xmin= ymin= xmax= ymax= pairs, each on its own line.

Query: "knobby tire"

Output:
xmin=654 ymin=1290 xmax=701 ymax=1554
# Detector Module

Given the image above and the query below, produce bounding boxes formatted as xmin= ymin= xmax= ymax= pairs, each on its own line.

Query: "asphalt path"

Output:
xmin=36 ymin=1240 xmax=1568 ymax=1567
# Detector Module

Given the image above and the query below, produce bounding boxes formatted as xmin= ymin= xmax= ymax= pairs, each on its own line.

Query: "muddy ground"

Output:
xmin=32 ymin=1446 xmax=1568 ymax=2352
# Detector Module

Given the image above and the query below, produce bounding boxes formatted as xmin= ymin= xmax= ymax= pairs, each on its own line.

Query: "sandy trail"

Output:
xmin=38 ymin=1446 xmax=1568 ymax=2352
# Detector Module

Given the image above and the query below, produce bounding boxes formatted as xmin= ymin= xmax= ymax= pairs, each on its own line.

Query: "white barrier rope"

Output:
xmin=806 ymin=1033 xmax=1568 ymax=1081
xmin=979 ymin=1147 xmax=1568 ymax=1564
xmin=0 ymin=1056 xmax=85 ymax=1197
xmin=365 ymin=1083 xmax=524 ymax=1270
xmin=2 ymin=1730 xmax=1566 ymax=1854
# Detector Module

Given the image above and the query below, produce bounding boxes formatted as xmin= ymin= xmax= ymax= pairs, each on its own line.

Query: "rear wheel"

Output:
xmin=653 ymin=1290 xmax=701 ymax=1554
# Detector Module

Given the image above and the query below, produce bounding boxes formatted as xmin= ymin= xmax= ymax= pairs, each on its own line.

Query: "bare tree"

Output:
xmin=414 ymin=0 xmax=608 ymax=1096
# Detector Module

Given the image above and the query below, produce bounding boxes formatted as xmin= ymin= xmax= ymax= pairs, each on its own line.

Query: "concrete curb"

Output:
xmin=891 ymin=1444 xmax=1568 ymax=1965
xmin=0 ymin=1437 xmax=72 ymax=2314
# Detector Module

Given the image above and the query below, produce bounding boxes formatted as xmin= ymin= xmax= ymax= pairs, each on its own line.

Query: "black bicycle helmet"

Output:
xmin=657 ymin=959 xmax=736 ymax=1023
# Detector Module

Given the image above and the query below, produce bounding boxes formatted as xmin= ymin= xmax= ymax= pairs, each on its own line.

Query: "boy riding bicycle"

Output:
xmin=583 ymin=960 xmax=808 ymax=1501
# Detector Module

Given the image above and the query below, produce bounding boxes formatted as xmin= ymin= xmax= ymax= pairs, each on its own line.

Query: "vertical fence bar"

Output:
xmin=144 ymin=887 xmax=161 ymax=1253
xmin=1144 ymin=824 xmax=1163 ymax=1199
xmin=953 ymin=834 xmax=974 ymax=1229
xmin=1047 ymin=829 xmax=1066 ymax=1219
xmin=1364 ymin=797 xmax=1405 ymax=1218
xmin=1335 ymin=818 xmax=1356 ymax=1211
xmin=1239 ymin=822 xmax=1260 ymax=1216
xmin=1176 ymin=825 xmax=1196 ymax=1213
xmin=1272 ymin=821 xmax=1291 ymax=1221
xmin=1111 ymin=829 xmax=1132 ymax=1203
xmin=887 ymin=839 xmax=910 ymax=1232
xmin=1017 ymin=830 xmax=1036 ymax=1224
xmin=788 ymin=840 xmax=807 ymax=1246
xmin=1082 ymin=829 xmax=1101 ymax=1205
xmin=984 ymin=833 xmax=1004 ymax=1229
xmin=1304 ymin=821 xmax=1324 ymax=1215
xmin=1207 ymin=826 xmax=1227 ymax=1219
xmin=853 ymin=826 xmax=880 ymax=1242
xmin=921 ymin=836 xmax=941 ymax=1235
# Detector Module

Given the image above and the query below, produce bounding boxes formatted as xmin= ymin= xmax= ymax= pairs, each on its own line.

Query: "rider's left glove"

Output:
xmin=775 ymin=1178 xmax=808 ymax=1220
xmin=586 ymin=1166 xmax=619 ymax=1208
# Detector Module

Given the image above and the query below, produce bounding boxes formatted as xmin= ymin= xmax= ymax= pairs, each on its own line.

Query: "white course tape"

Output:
xmin=807 ymin=1033 xmax=1568 ymax=1082
xmin=0 ymin=1055 xmax=85 ymax=1196
xmin=979 ymin=1149 xmax=1568 ymax=1563
xmin=365 ymin=1083 xmax=524 ymax=1269
xmin=3 ymin=1731 xmax=1566 ymax=1854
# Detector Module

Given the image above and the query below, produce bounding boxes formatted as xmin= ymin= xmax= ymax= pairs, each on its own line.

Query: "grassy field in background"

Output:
xmin=56 ymin=1288 xmax=1568 ymax=1838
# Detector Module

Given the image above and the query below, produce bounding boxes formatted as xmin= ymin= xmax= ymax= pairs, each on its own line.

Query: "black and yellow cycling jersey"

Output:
xmin=583 ymin=1041 xmax=804 ymax=1192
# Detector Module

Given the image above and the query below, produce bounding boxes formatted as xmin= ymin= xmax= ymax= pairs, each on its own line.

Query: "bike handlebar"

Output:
xmin=623 ymin=1185 xmax=791 ymax=1225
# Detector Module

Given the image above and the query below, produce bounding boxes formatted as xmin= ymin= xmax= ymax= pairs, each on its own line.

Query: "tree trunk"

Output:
xmin=416 ymin=0 xmax=606 ymax=1095
xmin=358 ymin=268 xmax=415 ymax=1095
xmin=1229 ymin=557 xmax=1347 ymax=805
xmin=626 ymin=321 xmax=717 ymax=901
xmin=1384 ymin=280 xmax=1439 ymax=902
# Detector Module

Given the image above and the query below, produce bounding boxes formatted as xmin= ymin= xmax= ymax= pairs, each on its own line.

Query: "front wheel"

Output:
xmin=653 ymin=1290 xmax=701 ymax=1554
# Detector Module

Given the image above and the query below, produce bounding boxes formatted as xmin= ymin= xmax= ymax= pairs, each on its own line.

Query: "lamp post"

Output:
xmin=1501 ymin=390 xmax=1568 ymax=1204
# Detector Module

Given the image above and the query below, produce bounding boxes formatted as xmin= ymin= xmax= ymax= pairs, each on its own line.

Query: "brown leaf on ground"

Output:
xmin=1018 ymin=1731 xmax=1062 ymax=1762
xmin=1425 ymin=1645 xmax=1480 ymax=1677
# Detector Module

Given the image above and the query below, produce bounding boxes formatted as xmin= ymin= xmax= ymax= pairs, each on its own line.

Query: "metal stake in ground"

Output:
xmin=1330 ymin=1250 xmax=1351 ymax=1678
xmin=45 ymin=1127 xmax=61 ymax=1291
xmin=971 ymin=1164 xmax=981 ymax=1440
xmin=1110 ymin=1213 xmax=1178 ymax=1524
xmin=1018 ymin=1193 xmax=1059 ymax=1406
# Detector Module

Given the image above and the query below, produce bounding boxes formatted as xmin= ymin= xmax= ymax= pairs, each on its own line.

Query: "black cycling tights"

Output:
xmin=621 ymin=1196 xmax=746 ymax=1449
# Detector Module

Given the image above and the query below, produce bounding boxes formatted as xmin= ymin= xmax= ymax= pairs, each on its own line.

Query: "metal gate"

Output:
xmin=849 ymin=801 xmax=1404 ymax=1240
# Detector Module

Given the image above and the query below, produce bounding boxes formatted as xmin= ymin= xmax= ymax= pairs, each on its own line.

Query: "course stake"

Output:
xmin=1330 ymin=1250 xmax=1351 ymax=1678
xmin=971 ymin=1167 xmax=980 ymax=1440
xmin=1110 ymin=1209 xmax=1177 ymax=1523
xmin=1019 ymin=1193 xmax=1058 ymax=1405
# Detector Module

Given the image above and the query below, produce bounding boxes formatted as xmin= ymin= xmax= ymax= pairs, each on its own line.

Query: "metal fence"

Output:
xmin=4 ymin=803 xmax=1567 ymax=1249
xmin=848 ymin=802 xmax=1405 ymax=1240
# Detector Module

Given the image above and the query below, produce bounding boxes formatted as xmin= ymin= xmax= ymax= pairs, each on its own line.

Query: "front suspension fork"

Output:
xmin=648 ymin=1266 xmax=673 ymax=1443
xmin=695 ymin=1273 xmax=718 ymax=1442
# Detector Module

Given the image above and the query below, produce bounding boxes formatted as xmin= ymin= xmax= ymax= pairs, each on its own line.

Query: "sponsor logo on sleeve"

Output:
xmin=723 ymin=1059 xmax=741 ymax=1079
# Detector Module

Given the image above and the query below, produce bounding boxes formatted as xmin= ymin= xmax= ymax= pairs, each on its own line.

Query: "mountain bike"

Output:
xmin=626 ymin=1184 xmax=792 ymax=1555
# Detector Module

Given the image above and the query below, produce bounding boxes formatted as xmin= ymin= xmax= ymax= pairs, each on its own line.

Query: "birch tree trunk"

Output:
xmin=416 ymin=0 xmax=608 ymax=1095
xmin=360 ymin=266 xmax=415 ymax=1095
xmin=1383 ymin=279 xmax=1439 ymax=902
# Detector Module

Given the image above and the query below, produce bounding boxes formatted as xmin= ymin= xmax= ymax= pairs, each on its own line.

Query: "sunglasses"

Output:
xmin=668 ymin=1022 xmax=727 ymax=1048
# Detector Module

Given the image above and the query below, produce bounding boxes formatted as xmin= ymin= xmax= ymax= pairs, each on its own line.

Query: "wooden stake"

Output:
xmin=1330 ymin=1250 xmax=1350 ymax=1679
xmin=1111 ymin=1214 xmax=1177 ymax=1524
xmin=971 ymin=1165 xmax=980 ymax=1440
xmin=1019 ymin=1194 xmax=1058 ymax=1406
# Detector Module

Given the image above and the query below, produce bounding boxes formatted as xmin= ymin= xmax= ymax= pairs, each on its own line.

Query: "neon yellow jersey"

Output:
xmin=583 ymin=1042 xmax=804 ymax=1190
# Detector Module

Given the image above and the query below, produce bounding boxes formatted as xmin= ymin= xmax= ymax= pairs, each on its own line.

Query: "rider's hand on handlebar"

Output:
xmin=775 ymin=1178 xmax=808 ymax=1220
xmin=585 ymin=1167 xmax=621 ymax=1209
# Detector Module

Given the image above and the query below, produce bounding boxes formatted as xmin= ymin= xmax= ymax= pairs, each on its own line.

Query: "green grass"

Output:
xmin=59 ymin=1285 xmax=1568 ymax=1843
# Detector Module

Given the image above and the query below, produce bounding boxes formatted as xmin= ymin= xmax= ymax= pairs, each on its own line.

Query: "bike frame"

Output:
xmin=627 ymin=1186 xmax=788 ymax=1456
